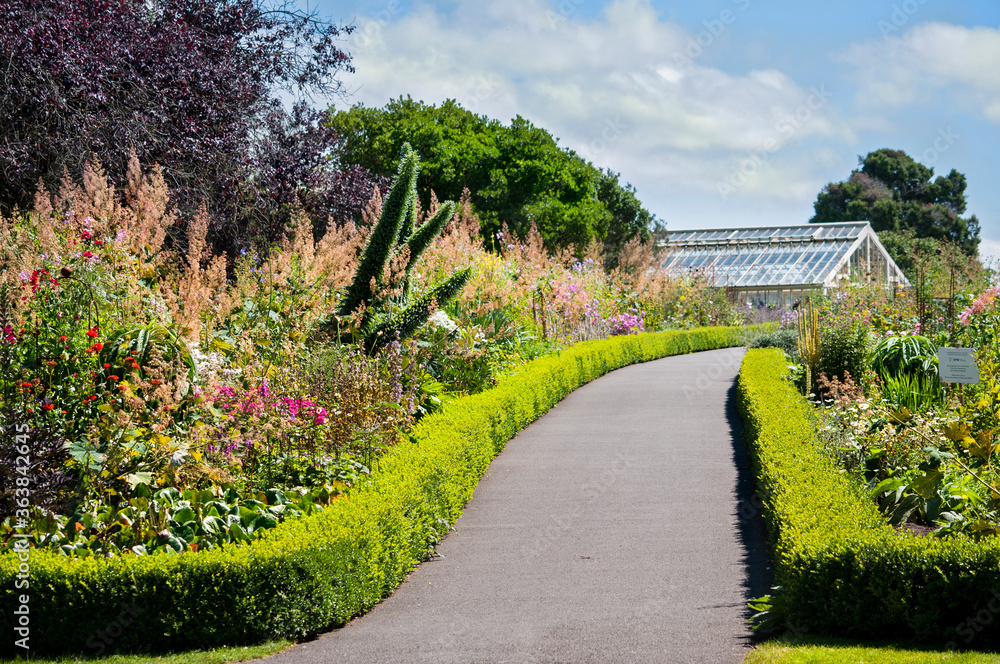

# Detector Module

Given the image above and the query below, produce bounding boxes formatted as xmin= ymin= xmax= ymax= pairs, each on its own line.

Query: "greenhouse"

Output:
xmin=660 ymin=221 xmax=909 ymax=307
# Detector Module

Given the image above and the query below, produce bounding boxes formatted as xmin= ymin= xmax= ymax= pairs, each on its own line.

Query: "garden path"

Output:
xmin=264 ymin=347 xmax=770 ymax=664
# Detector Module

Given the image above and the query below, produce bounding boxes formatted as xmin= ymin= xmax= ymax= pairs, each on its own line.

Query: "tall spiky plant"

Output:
xmin=330 ymin=143 xmax=471 ymax=352
xmin=797 ymin=299 xmax=821 ymax=396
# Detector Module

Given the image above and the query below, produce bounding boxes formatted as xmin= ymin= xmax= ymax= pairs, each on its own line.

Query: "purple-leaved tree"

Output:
xmin=0 ymin=0 xmax=379 ymax=254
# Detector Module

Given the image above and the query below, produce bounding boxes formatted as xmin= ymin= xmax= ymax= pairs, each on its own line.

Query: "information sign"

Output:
xmin=938 ymin=347 xmax=980 ymax=384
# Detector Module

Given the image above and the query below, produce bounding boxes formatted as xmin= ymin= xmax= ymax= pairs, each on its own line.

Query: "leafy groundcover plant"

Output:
xmin=0 ymin=325 xmax=748 ymax=656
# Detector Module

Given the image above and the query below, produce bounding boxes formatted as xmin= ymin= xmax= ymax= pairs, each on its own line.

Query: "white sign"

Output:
xmin=938 ymin=347 xmax=980 ymax=384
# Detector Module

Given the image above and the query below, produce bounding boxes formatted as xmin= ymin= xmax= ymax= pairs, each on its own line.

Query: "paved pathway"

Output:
xmin=265 ymin=347 xmax=770 ymax=664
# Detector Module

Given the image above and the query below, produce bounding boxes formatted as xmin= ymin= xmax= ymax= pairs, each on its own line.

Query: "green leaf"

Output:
xmin=253 ymin=513 xmax=278 ymax=531
xmin=172 ymin=507 xmax=197 ymax=525
xmin=910 ymin=469 xmax=944 ymax=499
xmin=228 ymin=522 xmax=251 ymax=542
xmin=126 ymin=472 xmax=153 ymax=488
xmin=201 ymin=516 xmax=225 ymax=535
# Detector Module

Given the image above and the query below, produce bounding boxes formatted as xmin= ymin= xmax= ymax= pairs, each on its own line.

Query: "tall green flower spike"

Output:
xmin=337 ymin=144 xmax=419 ymax=321
xmin=329 ymin=143 xmax=471 ymax=352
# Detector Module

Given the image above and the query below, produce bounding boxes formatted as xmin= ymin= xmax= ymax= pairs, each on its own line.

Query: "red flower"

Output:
xmin=92 ymin=343 xmax=104 ymax=352
xmin=109 ymin=375 xmax=119 ymax=381
xmin=44 ymin=404 xmax=54 ymax=410
xmin=82 ymin=251 xmax=93 ymax=259
xmin=103 ymin=363 xmax=111 ymax=369
xmin=59 ymin=335 xmax=68 ymax=342
xmin=86 ymin=329 xmax=98 ymax=338
xmin=81 ymin=231 xmax=92 ymax=240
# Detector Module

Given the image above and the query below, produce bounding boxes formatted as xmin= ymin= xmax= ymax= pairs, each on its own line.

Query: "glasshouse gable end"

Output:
xmin=660 ymin=221 xmax=909 ymax=306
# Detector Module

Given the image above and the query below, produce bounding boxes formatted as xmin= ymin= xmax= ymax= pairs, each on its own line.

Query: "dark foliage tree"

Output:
xmin=0 ymin=0 xmax=377 ymax=255
xmin=326 ymin=97 xmax=655 ymax=257
xmin=810 ymin=149 xmax=980 ymax=257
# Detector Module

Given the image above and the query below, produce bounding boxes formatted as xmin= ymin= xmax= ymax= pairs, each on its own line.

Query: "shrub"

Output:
xmin=746 ymin=328 xmax=798 ymax=357
xmin=870 ymin=334 xmax=939 ymax=381
xmin=819 ymin=316 xmax=869 ymax=382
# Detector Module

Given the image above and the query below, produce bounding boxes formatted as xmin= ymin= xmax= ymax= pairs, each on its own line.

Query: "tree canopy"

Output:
xmin=1 ymin=0 xmax=376 ymax=255
xmin=325 ymin=97 xmax=655 ymax=258
xmin=810 ymin=149 xmax=980 ymax=257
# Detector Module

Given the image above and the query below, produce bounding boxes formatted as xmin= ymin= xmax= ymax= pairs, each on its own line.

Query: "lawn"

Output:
xmin=746 ymin=635 xmax=1000 ymax=663
xmin=0 ymin=641 xmax=292 ymax=664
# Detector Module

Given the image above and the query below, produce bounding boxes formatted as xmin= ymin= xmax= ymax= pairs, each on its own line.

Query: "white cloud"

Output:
xmin=978 ymin=237 xmax=1000 ymax=266
xmin=838 ymin=22 xmax=1000 ymax=123
xmin=334 ymin=0 xmax=852 ymax=208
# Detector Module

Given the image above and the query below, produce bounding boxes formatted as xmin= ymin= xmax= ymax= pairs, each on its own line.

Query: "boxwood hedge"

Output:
xmin=739 ymin=348 xmax=1000 ymax=648
xmin=2 ymin=325 xmax=749 ymax=656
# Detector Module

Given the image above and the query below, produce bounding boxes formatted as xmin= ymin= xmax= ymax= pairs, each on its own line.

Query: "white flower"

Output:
xmin=428 ymin=310 xmax=458 ymax=333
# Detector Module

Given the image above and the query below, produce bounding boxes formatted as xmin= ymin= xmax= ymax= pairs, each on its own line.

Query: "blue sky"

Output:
xmin=306 ymin=0 xmax=1000 ymax=260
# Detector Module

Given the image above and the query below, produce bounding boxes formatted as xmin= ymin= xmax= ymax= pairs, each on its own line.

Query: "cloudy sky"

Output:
xmin=308 ymin=0 xmax=999 ymax=259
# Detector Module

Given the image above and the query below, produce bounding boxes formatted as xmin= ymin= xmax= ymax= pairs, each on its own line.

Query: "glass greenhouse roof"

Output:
xmin=660 ymin=221 xmax=909 ymax=289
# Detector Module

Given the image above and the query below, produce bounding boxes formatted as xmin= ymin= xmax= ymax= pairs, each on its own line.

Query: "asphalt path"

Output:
xmin=265 ymin=347 xmax=771 ymax=664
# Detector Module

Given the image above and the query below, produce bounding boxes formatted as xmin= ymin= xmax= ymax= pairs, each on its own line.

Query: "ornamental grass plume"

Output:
xmin=797 ymin=299 xmax=822 ymax=395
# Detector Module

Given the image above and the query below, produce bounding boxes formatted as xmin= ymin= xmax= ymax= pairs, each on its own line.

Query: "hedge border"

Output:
xmin=2 ymin=325 xmax=753 ymax=656
xmin=738 ymin=348 xmax=1000 ymax=647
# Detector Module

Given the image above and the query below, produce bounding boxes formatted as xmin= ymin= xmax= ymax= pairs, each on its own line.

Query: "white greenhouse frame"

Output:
xmin=660 ymin=221 xmax=910 ymax=307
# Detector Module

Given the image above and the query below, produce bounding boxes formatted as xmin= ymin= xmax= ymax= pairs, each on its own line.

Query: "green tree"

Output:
xmin=326 ymin=97 xmax=653 ymax=256
xmin=810 ymin=149 xmax=980 ymax=257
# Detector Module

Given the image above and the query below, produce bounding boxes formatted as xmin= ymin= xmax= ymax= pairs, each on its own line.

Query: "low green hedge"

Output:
xmin=2 ymin=325 xmax=750 ymax=656
xmin=739 ymin=349 xmax=1000 ymax=648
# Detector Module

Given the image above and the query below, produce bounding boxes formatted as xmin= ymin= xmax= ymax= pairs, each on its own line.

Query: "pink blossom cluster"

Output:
xmin=959 ymin=286 xmax=1000 ymax=325
xmin=607 ymin=308 xmax=645 ymax=336
xmin=213 ymin=381 xmax=327 ymax=425
xmin=779 ymin=310 xmax=800 ymax=329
